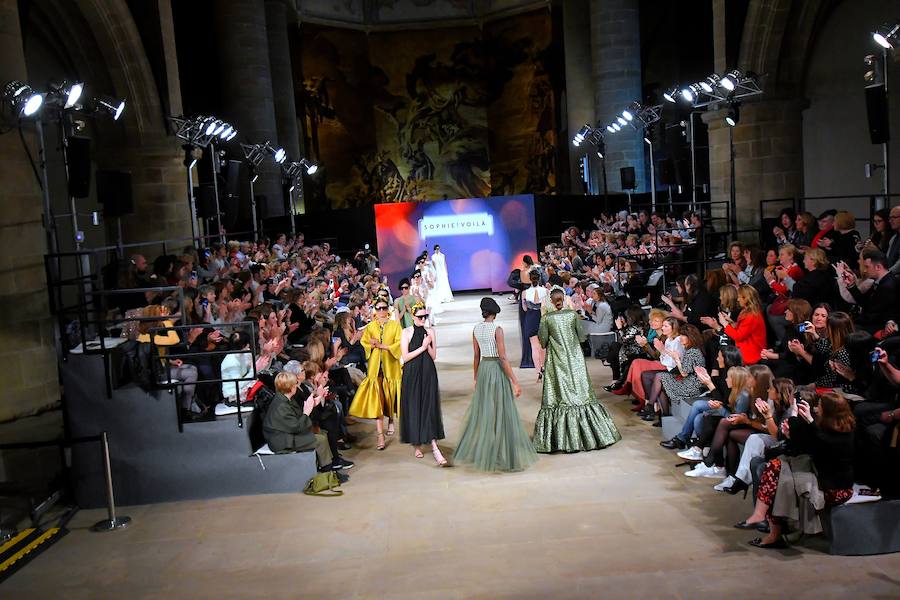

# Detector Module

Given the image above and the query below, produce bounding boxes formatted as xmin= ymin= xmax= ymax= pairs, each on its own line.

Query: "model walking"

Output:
xmin=533 ymin=288 xmax=621 ymax=453
xmin=399 ymin=303 xmax=448 ymax=465
xmin=431 ymin=244 xmax=454 ymax=303
xmin=454 ymin=298 xmax=539 ymax=472
xmin=349 ymin=298 xmax=403 ymax=450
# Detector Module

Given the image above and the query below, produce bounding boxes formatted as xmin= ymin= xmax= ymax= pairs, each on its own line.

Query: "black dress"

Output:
xmin=400 ymin=325 xmax=444 ymax=445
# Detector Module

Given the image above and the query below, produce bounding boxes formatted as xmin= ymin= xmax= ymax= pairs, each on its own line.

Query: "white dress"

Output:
xmin=422 ymin=262 xmax=443 ymax=316
xmin=431 ymin=251 xmax=454 ymax=303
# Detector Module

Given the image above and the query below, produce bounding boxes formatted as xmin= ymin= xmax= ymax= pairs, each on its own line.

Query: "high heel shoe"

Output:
xmin=611 ymin=383 xmax=631 ymax=396
xmin=386 ymin=421 xmax=395 ymax=436
xmin=414 ymin=448 xmax=424 ymax=459
xmin=376 ymin=433 xmax=386 ymax=451
xmin=724 ymin=479 xmax=749 ymax=498
xmin=432 ymin=446 xmax=449 ymax=467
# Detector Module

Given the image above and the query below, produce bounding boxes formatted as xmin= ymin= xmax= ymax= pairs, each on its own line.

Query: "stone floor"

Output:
xmin=6 ymin=294 xmax=900 ymax=598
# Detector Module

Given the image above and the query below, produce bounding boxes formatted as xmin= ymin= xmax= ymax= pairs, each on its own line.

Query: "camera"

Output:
xmin=798 ymin=324 xmax=808 ymax=333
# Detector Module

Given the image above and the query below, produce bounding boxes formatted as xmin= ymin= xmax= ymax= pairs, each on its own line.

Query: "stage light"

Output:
xmin=273 ymin=147 xmax=286 ymax=164
xmin=643 ymin=137 xmax=651 ymax=145
xmin=663 ymin=86 xmax=679 ymax=103
xmin=96 ymin=96 xmax=125 ymax=120
xmin=606 ymin=124 xmax=615 ymax=133
xmin=47 ymin=80 xmax=84 ymax=109
xmin=699 ymin=75 xmax=720 ymax=94
xmin=226 ymin=129 xmax=237 ymax=141
xmin=301 ymin=159 xmax=318 ymax=175
xmin=622 ymin=109 xmax=633 ymax=121
xmin=720 ymin=70 xmax=742 ymax=92
xmin=4 ymin=81 xmax=43 ymax=117
xmin=725 ymin=105 xmax=740 ymax=127
xmin=213 ymin=121 xmax=226 ymax=136
xmin=611 ymin=122 xmax=621 ymax=132
xmin=573 ymin=124 xmax=591 ymax=146
xmin=873 ymin=23 xmax=899 ymax=49
xmin=616 ymin=116 xmax=627 ymax=127
xmin=204 ymin=118 xmax=218 ymax=136
xmin=680 ymin=85 xmax=697 ymax=102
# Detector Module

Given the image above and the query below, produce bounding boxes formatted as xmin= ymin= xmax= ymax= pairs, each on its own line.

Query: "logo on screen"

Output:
xmin=418 ymin=213 xmax=494 ymax=239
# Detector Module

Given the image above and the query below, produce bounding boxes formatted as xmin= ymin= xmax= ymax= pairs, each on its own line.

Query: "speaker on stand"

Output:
xmin=620 ymin=166 xmax=636 ymax=212
xmin=96 ymin=170 xmax=133 ymax=252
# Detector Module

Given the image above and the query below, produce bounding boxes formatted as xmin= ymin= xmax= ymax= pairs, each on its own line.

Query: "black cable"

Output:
xmin=18 ymin=123 xmax=44 ymax=191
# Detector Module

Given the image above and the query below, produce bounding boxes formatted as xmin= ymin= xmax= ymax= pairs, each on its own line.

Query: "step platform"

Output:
xmin=62 ymin=354 xmax=317 ymax=508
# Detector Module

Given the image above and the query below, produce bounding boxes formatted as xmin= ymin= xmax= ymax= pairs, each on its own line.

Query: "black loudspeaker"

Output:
xmin=865 ymin=84 xmax=890 ymax=144
xmin=195 ymin=184 xmax=218 ymax=218
xmin=658 ymin=159 xmax=674 ymax=186
xmin=620 ymin=166 xmax=636 ymax=191
xmin=220 ymin=160 xmax=241 ymax=229
xmin=67 ymin=136 xmax=92 ymax=198
xmin=96 ymin=170 xmax=133 ymax=217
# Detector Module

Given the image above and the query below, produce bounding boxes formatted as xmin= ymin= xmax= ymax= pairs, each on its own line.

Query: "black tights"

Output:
xmin=645 ymin=371 xmax=670 ymax=414
xmin=704 ymin=420 xmax=753 ymax=473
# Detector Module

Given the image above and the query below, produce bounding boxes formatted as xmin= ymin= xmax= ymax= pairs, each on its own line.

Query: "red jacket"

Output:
xmin=724 ymin=312 xmax=767 ymax=364
xmin=769 ymin=263 xmax=805 ymax=296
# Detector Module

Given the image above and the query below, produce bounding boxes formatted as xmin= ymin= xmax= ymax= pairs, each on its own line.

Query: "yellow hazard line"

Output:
xmin=0 ymin=528 xmax=60 ymax=572
xmin=0 ymin=529 xmax=34 ymax=556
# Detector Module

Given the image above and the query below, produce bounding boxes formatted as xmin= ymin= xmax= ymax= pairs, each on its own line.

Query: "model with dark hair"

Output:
xmin=454 ymin=298 xmax=538 ymax=472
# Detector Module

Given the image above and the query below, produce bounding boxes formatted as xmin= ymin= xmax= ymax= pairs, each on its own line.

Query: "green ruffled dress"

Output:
xmin=533 ymin=309 xmax=621 ymax=453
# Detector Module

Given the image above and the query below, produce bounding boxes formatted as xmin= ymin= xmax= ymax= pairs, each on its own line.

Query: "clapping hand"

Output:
xmin=700 ymin=316 xmax=719 ymax=329
xmin=830 ymin=359 xmax=855 ymax=381
xmin=302 ymin=396 xmax=315 ymax=416
xmin=755 ymin=398 xmax=772 ymax=420
xmin=781 ymin=419 xmax=791 ymax=439
xmin=717 ymin=311 xmax=731 ymax=328
xmin=653 ymin=338 xmax=665 ymax=352
xmin=694 ymin=365 xmax=712 ymax=386
xmin=635 ymin=334 xmax=648 ymax=346
xmin=787 ymin=338 xmax=804 ymax=355
xmin=797 ymin=399 xmax=814 ymax=423
xmin=727 ymin=413 xmax=749 ymax=425
xmin=884 ymin=322 xmax=898 ymax=337
xmin=773 ymin=226 xmax=784 ymax=238
xmin=763 ymin=268 xmax=775 ymax=283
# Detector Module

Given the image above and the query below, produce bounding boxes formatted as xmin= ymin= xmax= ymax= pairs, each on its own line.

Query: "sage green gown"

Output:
xmin=533 ymin=309 xmax=621 ymax=453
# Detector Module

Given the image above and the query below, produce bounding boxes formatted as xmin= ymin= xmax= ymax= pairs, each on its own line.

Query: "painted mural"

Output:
xmin=294 ymin=10 xmax=558 ymax=209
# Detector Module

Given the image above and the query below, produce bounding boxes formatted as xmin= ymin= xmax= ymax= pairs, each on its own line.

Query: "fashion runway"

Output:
xmin=5 ymin=294 xmax=896 ymax=598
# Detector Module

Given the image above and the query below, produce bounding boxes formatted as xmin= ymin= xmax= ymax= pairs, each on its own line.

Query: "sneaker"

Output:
xmin=677 ymin=447 xmax=703 ymax=461
xmin=714 ymin=476 xmax=736 ymax=491
xmin=335 ymin=457 xmax=355 ymax=470
xmin=684 ymin=463 xmax=713 ymax=477
xmin=699 ymin=466 xmax=726 ymax=479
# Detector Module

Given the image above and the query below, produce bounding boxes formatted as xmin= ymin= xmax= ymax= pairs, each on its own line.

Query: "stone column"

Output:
xmin=589 ymin=0 xmax=645 ymax=194
xmin=0 ymin=0 xmax=59 ymax=435
xmin=562 ymin=0 xmax=595 ymax=195
xmin=214 ymin=0 xmax=282 ymax=217
xmin=266 ymin=0 xmax=300 ymax=161
xmin=704 ymin=98 xmax=805 ymax=235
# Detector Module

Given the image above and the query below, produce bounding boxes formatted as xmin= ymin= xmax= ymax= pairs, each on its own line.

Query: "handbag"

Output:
xmin=303 ymin=470 xmax=343 ymax=496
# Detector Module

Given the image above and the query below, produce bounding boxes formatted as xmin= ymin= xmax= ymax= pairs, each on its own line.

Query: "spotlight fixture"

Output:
xmin=700 ymin=75 xmax=721 ymax=94
xmin=606 ymin=124 xmax=616 ymax=133
xmin=719 ymin=70 xmax=742 ymax=92
xmin=46 ymin=80 xmax=84 ymax=109
xmin=572 ymin=124 xmax=591 ymax=146
xmin=284 ymin=158 xmax=319 ymax=179
xmin=643 ymin=136 xmax=651 ymax=145
xmin=616 ymin=116 xmax=627 ymax=127
xmin=301 ymin=158 xmax=318 ymax=175
xmin=873 ymin=23 xmax=900 ymax=49
xmin=680 ymin=84 xmax=699 ymax=102
xmin=725 ymin=105 xmax=740 ymax=127
xmin=4 ymin=80 xmax=43 ymax=117
xmin=663 ymin=86 xmax=679 ymax=103
xmin=611 ymin=122 xmax=621 ymax=132
xmin=95 ymin=96 xmax=125 ymax=120
xmin=272 ymin=146 xmax=286 ymax=164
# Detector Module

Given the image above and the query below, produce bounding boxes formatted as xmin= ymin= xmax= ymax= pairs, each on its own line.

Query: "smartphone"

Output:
xmin=331 ymin=336 xmax=340 ymax=344
xmin=870 ymin=349 xmax=881 ymax=363
xmin=798 ymin=323 xmax=808 ymax=333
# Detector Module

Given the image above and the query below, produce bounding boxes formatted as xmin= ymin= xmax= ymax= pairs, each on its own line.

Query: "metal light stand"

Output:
xmin=184 ymin=146 xmax=199 ymax=248
xmin=91 ymin=431 xmax=131 ymax=532
xmin=35 ymin=119 xmax=60 ymax=257
xmin=883 ymin=47 xmax=891 ymax=198
xmin=209 ymin=142 xmax=225 ymax=243
xmin=645 ymin=136 xmax=657 ymax=211
xmin=249 ymin=167 xmax=259 ymax=241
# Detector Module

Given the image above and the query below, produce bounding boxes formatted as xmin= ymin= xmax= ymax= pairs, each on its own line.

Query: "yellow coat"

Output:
xmin=348 ymin=318 xmax=403 ymax=419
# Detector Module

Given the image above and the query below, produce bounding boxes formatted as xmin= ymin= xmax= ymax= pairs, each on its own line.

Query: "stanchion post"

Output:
xmin=92 ymin=431 xmax=131 ymax=532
